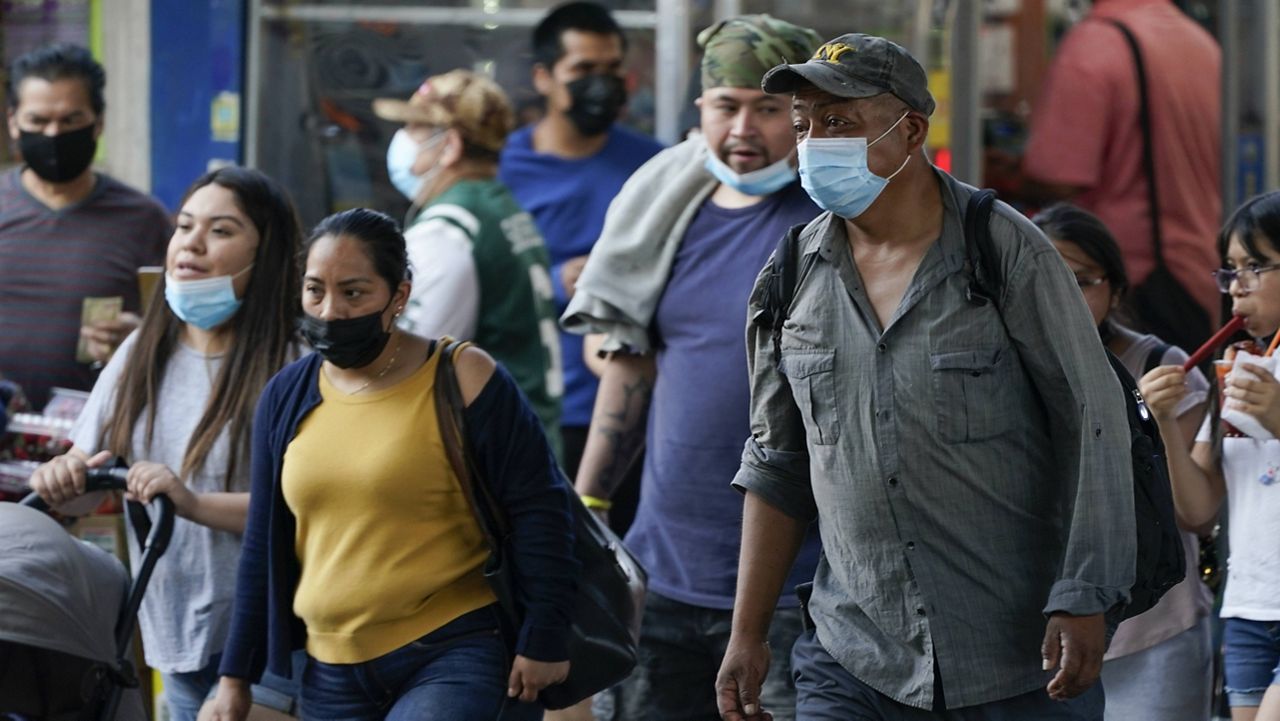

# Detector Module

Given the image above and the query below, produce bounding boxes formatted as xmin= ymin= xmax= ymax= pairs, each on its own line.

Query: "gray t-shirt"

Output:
xmin=70 ymin=331 xmax=245 ymax=673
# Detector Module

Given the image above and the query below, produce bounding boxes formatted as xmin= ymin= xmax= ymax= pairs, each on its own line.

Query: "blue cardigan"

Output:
xmin=219 ymin=351 xmax=578 ymax=681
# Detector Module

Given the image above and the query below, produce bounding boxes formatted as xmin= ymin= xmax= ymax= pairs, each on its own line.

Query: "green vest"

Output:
xmin=413 ymin=179 xmax=563 ymax=456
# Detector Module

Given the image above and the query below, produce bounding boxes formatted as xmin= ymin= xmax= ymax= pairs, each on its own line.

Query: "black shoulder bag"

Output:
xmin=1106 ymin=19 xmax=1212 ymax=356
xmin=432 ymin=339 xmax=647 ymax=710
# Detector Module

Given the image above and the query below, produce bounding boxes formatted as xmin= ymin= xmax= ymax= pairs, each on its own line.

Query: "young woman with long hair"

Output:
xmin=29 ymin=166 xmax=304 ymax=720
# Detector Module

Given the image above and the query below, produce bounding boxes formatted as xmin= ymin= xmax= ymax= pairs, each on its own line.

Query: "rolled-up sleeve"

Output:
xmin=995 ymin=216 xmax=1135 ymax=617
xmin=731 ymin=263 xmax=817 ymax=523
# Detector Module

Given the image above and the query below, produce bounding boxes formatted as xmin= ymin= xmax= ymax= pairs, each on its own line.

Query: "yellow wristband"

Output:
xmin=579 ymin=494 xmax=613 ymax=511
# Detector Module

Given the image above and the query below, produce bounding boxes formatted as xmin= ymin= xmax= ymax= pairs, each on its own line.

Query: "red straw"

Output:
xmin=1183 ymin=315 xmax=1245 ymax=371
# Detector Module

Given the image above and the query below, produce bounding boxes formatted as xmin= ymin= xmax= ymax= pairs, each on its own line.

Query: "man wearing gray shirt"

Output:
xmin=715 ymin=34 xmax=1135 ymax=721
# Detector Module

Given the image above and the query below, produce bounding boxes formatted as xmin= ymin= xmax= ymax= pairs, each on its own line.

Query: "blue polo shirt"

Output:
xmin=499 ymin=124 xmax=663 ymax=428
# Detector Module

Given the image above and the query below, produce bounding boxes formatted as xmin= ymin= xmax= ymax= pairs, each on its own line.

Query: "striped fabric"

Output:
xmin=0 ymin=169 xmax=170 ymax=408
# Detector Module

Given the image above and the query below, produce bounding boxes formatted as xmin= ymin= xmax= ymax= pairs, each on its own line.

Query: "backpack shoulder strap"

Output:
xmin=759 ymin=223 xmax=812 ymax=369
xmin=964 ymin=189 xmax=1001 ymax=306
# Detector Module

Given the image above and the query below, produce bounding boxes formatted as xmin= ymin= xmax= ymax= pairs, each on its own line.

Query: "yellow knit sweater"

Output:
xmin=282 ymin=347 xmax=496 ymax=663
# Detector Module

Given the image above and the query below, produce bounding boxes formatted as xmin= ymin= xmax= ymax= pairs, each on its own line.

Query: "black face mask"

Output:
xmin=18 ymin=125 xmax=97 ymax=183
xmin=299 ymin=305 xmax=392 ymax=369
xmin=565 ymin=74 xmax=627 ymax=137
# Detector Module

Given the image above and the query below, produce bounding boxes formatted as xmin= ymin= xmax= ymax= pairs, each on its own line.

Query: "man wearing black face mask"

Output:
xmin=1 ymin=43 xmax=170 ymax=409
xmin=499 ymin=1 xmax=662 ymax=505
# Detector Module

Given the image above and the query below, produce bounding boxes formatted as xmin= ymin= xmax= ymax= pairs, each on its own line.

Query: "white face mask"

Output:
xmin=386 ymin=129 xmax=446 ymax=202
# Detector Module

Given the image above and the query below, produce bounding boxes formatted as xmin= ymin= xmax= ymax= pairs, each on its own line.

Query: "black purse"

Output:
xmin=433 ymin=340 xmax=647 ymax=710
xmin=1107 ymin=19 xmax=1212 ymax=356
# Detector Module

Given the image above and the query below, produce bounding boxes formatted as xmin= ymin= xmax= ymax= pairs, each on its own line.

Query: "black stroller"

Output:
xmin=1 ymin=467 xmax=173 ymax=721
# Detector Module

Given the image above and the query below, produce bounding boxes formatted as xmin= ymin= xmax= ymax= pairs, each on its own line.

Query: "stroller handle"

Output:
xmin=20 ymin=466 xmax=131 ymax=511
xmin=19 ymin=465 xmax=175 ymax=573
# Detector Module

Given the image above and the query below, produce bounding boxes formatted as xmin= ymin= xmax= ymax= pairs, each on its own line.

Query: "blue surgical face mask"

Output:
xmin=798 ymin=111 xmax=911 ymax=219
xmin=386 ymin=129 xmax=445 ymax=202
xmin=164 ymin=265 xmax=253 ymax=330
xmin=703 ymin=144 xmax=798 ymax=196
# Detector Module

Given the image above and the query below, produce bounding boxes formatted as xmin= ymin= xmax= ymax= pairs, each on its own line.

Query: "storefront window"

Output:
xmin=253 ymin=8 xmax=660 ymax=223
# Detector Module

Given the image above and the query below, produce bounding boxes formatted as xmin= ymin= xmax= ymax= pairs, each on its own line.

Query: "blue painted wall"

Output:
xmin=149 ymin=0 xmax=245 ymax=210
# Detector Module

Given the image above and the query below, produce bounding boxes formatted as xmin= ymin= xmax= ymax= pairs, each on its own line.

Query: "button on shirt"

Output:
xmin=733 ymin=170 xmax=1135 ymax=710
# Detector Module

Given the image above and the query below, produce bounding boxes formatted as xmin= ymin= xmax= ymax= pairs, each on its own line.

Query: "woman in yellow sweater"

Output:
xmin=210 ymin=209 xmax=577 ymax=720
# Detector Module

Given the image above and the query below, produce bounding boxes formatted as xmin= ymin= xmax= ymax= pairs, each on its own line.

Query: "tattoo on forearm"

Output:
xmin=595 ymin=376 xmax=653 ymax=495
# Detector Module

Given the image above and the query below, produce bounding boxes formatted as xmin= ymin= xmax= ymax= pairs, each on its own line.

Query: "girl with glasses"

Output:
xmin=1141 ymin=190 xmax=1280 ymax=721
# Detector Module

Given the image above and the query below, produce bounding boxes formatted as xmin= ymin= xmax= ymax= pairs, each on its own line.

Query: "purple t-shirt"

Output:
xmin=627 ymin=180 xmax=822 ymax=609
xmin=0 ymin=169 xmax=170 ymax=408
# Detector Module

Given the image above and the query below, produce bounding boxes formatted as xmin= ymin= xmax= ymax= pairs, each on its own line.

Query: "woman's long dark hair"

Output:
xmin=100 ymin=167 xmax=302 ymax=489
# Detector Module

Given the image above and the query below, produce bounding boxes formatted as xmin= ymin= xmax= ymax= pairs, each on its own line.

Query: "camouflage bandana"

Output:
xmin=697 ymin=14 xmax=821 ymax=90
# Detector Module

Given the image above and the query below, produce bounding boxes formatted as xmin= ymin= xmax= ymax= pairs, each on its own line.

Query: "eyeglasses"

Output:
xmin=1075 ymin=275 xmax=1106 ymax=289
xmin=1213 ymin=263 xmax=1280 ymax=293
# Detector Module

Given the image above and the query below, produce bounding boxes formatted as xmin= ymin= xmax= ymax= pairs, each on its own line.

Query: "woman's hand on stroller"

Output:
xmin=507 ymin=655 xmax=570 ymax=703
xmin=125 ymin=461 xmax=195 ymax=516
xmin=28 ymin=449 xmax=114 ymax=512
xmin=209 ymin=676 xmax=252 ymax=721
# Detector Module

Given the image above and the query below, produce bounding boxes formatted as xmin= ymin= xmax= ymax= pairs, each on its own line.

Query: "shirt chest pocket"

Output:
xmin=930 ymin=347 xmax=1017 ymax=443
xmin=781 ymin=349 xmax=841 ymax=446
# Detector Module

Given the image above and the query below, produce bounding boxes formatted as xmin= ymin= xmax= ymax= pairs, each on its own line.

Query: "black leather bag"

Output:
xmin=433 ymin=340 xmax=647 ymax=710
xmin=1107 ymin=19 xmax=1212 ymax=356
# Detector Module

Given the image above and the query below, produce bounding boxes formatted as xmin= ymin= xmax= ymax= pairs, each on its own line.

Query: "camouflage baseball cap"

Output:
xmin=761 ymin=33 xmax=935 ymax=116
xmin=372 ymin=69 xmax=515 ymax=153
xmin=697 ymin=14 xmax=821 ymax=91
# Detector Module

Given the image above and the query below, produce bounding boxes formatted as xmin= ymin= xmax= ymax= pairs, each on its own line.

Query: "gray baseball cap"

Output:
xmin=761 ymin=33 xmax=935 ymax=116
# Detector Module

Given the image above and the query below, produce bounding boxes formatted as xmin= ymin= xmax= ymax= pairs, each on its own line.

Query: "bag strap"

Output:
xmin=433 ymin=339 xmax=510 ymax=554
xmin=964 ymin=189 xmax=1001 ymax=306
xmin=1104 ymin=18 xmax=1165 ymax=268
xmin=760 ymin=223 xmax=817 ymax=370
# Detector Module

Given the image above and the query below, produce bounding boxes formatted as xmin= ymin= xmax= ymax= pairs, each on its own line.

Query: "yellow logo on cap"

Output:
xmin=813 ymin=42 xmax=855 ymax=64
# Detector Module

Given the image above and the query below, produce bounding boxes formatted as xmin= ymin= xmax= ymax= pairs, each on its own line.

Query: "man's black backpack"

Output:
xmin=757 ymin=191 xmax=1184 ymax=623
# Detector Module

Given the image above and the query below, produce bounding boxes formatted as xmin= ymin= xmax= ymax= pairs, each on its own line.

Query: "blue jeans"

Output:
xmin=1223 ymin=617 xmax=1280 ymax=707
xmin=791 ymin=628 xmax=1104 ymax=720
xmin=300 ymin=606 xmax=542 ymax=721
xmin=163 ymin=652 xmax=303 ymax=721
